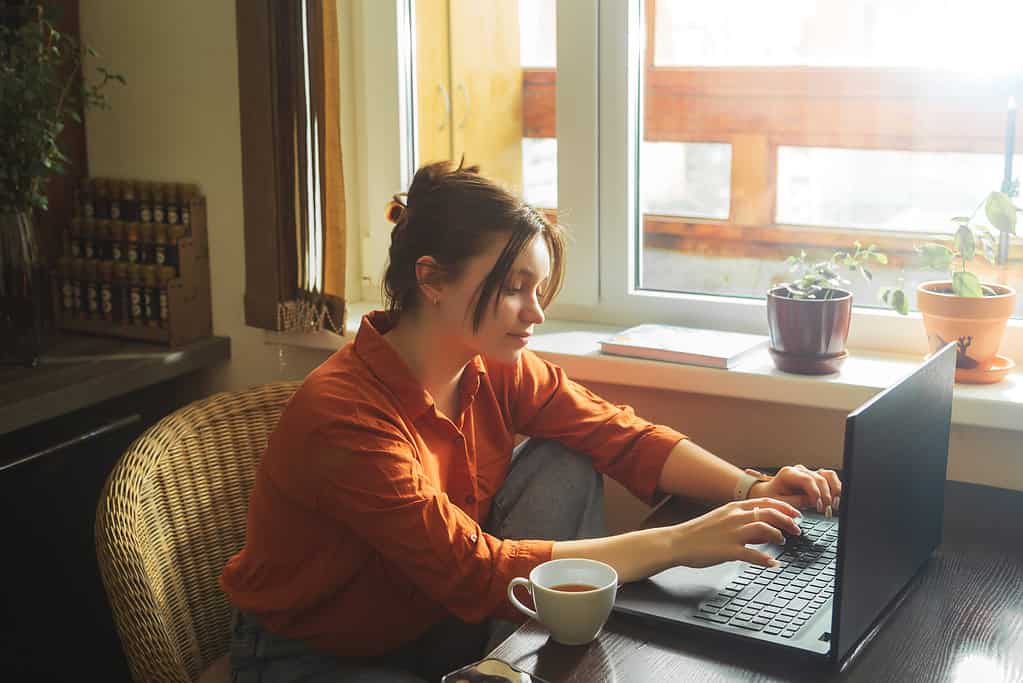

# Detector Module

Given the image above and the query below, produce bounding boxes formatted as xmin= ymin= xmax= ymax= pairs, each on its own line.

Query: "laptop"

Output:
xmin=614 ymin=342 xmax=957 ymax=670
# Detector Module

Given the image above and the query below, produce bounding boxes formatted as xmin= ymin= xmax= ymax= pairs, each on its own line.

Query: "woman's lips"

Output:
xmin=508 ymin=333 xmax=530 ymax=346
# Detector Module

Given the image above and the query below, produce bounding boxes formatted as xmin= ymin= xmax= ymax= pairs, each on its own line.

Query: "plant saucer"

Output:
xmin=954 ymin=354 xmax=1015 ymax=385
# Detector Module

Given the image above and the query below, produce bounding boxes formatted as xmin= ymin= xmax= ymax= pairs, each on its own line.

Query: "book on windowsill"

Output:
xmin=599 ymin=323 xmax=770 ymax=369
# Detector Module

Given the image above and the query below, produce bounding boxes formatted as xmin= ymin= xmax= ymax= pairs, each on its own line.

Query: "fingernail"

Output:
xmin=769 ymin=559 xmax=782 ymax=568
xmin=825 ymin=505 xmax=833 ymax=519
xmin=816 ymin=498 xmax=823 ymax=513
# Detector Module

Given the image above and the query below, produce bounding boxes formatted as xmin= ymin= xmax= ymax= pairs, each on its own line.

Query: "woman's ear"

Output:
xmin=415 ymin=256 xmax=445 ymax=305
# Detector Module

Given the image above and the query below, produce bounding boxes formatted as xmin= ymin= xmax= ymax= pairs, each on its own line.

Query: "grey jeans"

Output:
xmin=229 ymin=438 xmax=607 ymax=683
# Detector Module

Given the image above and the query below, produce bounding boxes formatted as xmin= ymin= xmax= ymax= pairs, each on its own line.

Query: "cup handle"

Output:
xmin=507 ymin=578 xmax=538 ymax=620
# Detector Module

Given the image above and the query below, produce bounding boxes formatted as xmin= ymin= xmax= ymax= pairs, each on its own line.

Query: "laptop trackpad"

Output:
xmin=616 ymin=561 xmax=742 ymax=617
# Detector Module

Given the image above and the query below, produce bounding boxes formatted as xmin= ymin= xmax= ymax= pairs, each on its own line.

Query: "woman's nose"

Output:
xmin=523 ymin=295 xmax=545 ymax=325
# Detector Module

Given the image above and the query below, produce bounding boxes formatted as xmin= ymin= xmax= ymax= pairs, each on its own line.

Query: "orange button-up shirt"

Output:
xmin=220 ymin=311 xmax=686 ymax=656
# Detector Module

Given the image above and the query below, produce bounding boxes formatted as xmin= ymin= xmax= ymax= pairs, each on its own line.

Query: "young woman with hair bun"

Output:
xmin=221 ymin=160 xmax=841 ymax=682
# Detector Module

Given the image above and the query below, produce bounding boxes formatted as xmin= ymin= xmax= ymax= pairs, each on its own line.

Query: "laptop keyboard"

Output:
xmin=694 ymin=517 xmax=838 ymax=639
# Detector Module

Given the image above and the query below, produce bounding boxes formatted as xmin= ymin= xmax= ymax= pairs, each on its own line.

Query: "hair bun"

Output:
xmin=385 ymin=193 xmax=407 ymax=224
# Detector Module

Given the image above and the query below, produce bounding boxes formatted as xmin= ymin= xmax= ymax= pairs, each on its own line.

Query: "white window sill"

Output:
xmin=265 ymin=301 xmax=1023 ymax=433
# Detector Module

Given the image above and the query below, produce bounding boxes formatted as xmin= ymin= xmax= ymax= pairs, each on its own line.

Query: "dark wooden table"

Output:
xmin=491 ymin=481 xmax=1023 ymax=682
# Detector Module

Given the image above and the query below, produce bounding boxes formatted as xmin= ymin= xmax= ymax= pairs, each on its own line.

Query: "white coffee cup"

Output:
xmin=507 ymin=558 xmax=618 ymax=646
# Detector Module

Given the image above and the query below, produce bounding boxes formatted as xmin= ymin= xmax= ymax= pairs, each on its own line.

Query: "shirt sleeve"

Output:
xmin=304 ymin=403 xmax=553 ymax=624
xmin=507 ymin=350 xmax=688 ymax=506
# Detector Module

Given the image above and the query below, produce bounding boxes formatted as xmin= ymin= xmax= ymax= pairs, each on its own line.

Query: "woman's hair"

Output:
xmin=382 ymin=159 xmax=566 ymax=331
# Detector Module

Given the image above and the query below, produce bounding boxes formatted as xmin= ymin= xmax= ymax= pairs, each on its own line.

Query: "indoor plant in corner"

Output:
xmin=0 ymin=4 xmax=123 ymax=366
xmin=767 ymin=242 xmax=888 ymax=374
xmin=881 ymin=191 xmax=1019 ymax=384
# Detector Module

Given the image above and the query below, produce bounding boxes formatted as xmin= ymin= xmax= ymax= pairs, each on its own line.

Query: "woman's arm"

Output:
xmin=659 ymin=439 xmax=843 ymax=514
xmin=551 ymin=440 xmax=844 ymax=583
xmin=551 ymin=496 xmax=801 ymax=582
xmin=657 ymin=438 xmax=750 ymax=504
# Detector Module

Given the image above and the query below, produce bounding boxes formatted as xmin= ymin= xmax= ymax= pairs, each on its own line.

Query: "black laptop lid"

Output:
xmin=833 ymin=342 xmax=956 ymax=664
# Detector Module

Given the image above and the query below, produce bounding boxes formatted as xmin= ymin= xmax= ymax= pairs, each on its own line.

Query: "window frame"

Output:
xmin=355 ymin=0 xmax=1023 ymax=363
xmin=546 ymin=0 xmax=1023 ymax=363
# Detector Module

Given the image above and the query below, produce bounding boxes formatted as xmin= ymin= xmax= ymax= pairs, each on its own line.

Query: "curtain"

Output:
xmin=237 ymin=0 xmax=346 ymax=334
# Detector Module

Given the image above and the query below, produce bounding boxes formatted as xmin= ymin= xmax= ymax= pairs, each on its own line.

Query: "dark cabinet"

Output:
xmin=0 ymin=373 xmax=213 ymax=681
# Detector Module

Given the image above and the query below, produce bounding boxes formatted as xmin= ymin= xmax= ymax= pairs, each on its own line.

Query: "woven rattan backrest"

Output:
xmin=95 ymin=381 xmax=300 ymax=683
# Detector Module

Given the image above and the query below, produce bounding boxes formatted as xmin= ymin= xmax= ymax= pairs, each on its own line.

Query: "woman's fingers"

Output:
xmin=743 ymin=521 xmax=786 ymax=546
xmin=786 ymin=465 xmax=829 ymax=511
xmin=745 ymin=505 xmax=801 ymax=535
xmin=737 ymin=546 xmax=781 ymax=568
xmin=739 ymin=496 xmax=801 ymax=520
xmin=741 ymin=505 xmax=795 ymax=534
xmin=818 ymin=468 xmax=842 ymax=508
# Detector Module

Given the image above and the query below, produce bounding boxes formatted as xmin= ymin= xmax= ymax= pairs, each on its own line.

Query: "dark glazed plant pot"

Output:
xmin=1 ymin=211 xmax=44 ymax=367
xmin=766 ymin=286 xmax=852 ymax=374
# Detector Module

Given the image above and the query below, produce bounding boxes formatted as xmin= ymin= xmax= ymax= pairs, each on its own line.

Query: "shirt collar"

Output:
xmin=354 ymin=310 xmax=487 ymax=421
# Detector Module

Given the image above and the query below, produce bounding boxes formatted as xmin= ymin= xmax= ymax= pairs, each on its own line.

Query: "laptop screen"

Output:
xmin=833 ymin=343 xmax=956 ymax=664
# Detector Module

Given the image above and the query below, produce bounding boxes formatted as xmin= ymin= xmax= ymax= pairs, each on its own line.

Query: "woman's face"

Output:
xmin=435 ymin=233 xmax=551 ymax=364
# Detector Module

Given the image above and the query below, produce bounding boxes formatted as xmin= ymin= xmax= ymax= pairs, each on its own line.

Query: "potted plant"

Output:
xmin=767 ymin=242 xmax=888 ymax=374
xmin=0 ymin=4 xmax=123 ymax=366
xmin=881 ymin=191 xmax=1019 ymax=383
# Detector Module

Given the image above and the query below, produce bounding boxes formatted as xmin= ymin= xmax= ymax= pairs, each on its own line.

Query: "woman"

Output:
xmin=222 ymin=160 xmax=841 ymax=682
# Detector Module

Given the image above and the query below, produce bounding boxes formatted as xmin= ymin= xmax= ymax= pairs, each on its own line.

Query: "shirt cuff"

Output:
xmin=491 ymin=539 xmax=554 ymax=622
xmin=628 ymin=427 xmax=687 ymax=506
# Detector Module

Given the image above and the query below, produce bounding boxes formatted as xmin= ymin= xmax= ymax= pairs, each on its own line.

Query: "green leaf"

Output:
xmin=881 ymin=287 xmax=909 ymax=315
xmin=954 ymin=225 xmax=975 ymax=260
xmin=952 ymin=271 xmax=983 ymax=297
xmin=950 ymin=216 xmax=971 ymax=224
xmin=872 ymin=252 xmax=889 ymax=264
xmin=985 ymin=191 xmax=1017 ymax=235
xmin=918 ymin=243 xmax=954 ymax=271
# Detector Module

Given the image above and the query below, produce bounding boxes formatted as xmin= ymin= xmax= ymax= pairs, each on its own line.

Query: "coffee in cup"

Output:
xmin=507 ymin=558 xmax=618 ymax=645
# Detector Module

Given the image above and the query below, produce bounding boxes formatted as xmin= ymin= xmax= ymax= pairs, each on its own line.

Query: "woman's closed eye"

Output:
xmin=504 ymin=281 xmax=546 ymax=297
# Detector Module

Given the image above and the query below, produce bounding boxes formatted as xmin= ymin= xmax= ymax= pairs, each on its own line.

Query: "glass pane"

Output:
xmin=777 ymin=147 xmax=1023 ymax=233
xmin=413 ymin=0 xmax=556 ymax=207
xmin=653 ymin=0 xmax=1023 ymax=71
xmin=522 ymin=137 xmax=557 ymax=208
xmin=641 ymin=142 xmax=731 ymax=219
xmin=520 ymin=0 xmax=555 ymax=68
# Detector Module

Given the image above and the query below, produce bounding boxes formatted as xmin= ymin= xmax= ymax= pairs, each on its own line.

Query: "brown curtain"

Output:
xmin=237 ymin=0 xmax=346 ymax=334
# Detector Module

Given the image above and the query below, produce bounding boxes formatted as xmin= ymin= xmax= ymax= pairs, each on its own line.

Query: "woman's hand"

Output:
xmin=750 ymin=465 xmax=842 ymax=515
xmin=671 ymin=498 xmax=802 ymax=569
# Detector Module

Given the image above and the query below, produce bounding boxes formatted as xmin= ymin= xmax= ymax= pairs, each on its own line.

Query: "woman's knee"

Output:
xmin=515 ymin=439 xmax=601 ymax=486
xmin=491 ymin=439 xmax=606 ymax=540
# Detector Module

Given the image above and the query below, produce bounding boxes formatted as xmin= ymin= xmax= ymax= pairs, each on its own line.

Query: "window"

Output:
xmin=412 ymin=0 xmax=556 ymax=206
xmin=636 ymin=0 xmax=1023 ymax=318
xmin=360 ymin=0 xmax=1022 ymax=359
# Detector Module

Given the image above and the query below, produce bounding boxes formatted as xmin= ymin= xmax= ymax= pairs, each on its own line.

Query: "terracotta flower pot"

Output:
xmin=766 ymin=286 xmax=852 ymax=374
xmin=916 ymin=280 xmax=1016 ymax=381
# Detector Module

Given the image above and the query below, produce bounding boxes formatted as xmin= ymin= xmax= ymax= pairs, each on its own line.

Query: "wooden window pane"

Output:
xmin=415 ymin=0 xmax=544 ymax=197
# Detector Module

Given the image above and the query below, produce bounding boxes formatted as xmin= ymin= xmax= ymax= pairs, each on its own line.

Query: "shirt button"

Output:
xmin=465 ymin=493 xmax=476 ymax=504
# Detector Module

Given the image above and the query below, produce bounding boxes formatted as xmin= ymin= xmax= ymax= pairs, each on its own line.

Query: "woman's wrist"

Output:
xmin=748 ymin=480 xmax=771 ymax=499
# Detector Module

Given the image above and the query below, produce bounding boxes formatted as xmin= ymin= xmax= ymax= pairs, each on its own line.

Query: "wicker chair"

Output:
xmin=95 ymin=382 xmax=300 ymax=683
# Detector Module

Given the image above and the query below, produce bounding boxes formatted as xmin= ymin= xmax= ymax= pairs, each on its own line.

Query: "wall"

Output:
xmin=78 ymin=0 xmax=352 ymax=392
xmin=589 ymin=381 xmax=1023 ymax=533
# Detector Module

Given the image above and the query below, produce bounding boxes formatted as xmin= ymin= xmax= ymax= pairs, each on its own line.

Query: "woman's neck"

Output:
xmin=383 ymin=311 xmax=472 ymax=407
